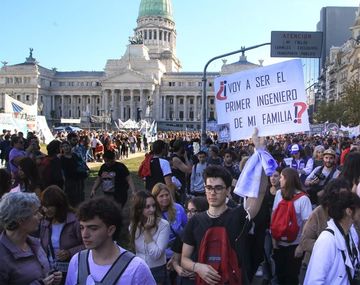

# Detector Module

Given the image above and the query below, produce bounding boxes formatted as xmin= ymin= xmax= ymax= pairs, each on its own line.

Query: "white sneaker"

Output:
xmin=255 ymin=265 xmax=263 ymax=277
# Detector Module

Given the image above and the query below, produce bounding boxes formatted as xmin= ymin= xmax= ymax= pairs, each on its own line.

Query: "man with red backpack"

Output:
xmin=181 ymin=132 xmax=270 ymax=285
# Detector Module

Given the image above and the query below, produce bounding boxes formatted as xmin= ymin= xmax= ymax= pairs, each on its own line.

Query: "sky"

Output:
xmin=1 ymin=0 xmax=359 ymax=73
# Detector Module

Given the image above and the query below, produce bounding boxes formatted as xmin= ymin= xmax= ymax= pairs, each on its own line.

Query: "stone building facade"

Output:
xmin=0 ymin=0 xmax=258 ymax=130
xmin=316 ymin=4 xmax=360 ymax=104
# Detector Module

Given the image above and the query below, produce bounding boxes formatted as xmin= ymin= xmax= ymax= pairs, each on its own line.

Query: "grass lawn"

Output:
xmin=84 ymin=155 xmax=145 ymax=198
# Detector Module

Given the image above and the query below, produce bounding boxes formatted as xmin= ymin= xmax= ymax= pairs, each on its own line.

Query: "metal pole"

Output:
xmin=201 ymin=42 xmax=271 ymax=146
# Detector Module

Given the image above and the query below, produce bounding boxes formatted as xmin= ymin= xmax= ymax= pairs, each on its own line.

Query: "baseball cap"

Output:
xmin=290 ymin=144 xmax=300 ymax=154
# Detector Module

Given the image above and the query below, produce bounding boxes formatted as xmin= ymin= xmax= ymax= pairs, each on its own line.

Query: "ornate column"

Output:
xmin=194 ymin=95 xmax=198 ymax=121
xmin=183 ymin=96 xmax=188 ymax=121
xmin=161 ymin=96 xmax=165 ymax=120
xmin=130 ymin=89 xmax=134 ymax=120
xmin=119 ymin=90 xmax=124 ymax=121
xmin=173 ymin=95 xmax=177 ymax=120
xmin=139 ymin=89 xmax=144 ymax=120
xmin=51 ymin=95 xmax=55 ymax=111
xmin=72 ymin=96 xmax=76 ymax=118
xmin=90 ymin=96 xmax=94 ymax=115
xmin=111 ymin=90 xmax=116 ymax=113
xmin=61 ymin=95 xmax=65 ymax=117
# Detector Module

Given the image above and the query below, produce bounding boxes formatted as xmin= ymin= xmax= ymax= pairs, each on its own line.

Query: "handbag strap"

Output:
xmin=324 ymin=228 xmax=354 ymax=284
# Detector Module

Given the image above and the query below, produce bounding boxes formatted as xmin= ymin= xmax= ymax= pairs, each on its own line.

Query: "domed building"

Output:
xmin=0 ymin=0 xmax=259 ymax=131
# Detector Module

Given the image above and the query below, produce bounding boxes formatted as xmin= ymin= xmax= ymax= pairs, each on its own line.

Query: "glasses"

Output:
xmin=186 ymin=209 xmax=198 ymax=215
xmin=204 ymin=185 xmax=226 ymax=193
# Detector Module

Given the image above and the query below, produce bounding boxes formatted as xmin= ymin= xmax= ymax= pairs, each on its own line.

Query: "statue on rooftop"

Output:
xmin=129 ymin=34 xmax=143 ymax=45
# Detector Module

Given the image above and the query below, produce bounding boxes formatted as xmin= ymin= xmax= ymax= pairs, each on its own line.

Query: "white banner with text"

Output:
xmin=214 ymin=59 xmax=309 ymax=141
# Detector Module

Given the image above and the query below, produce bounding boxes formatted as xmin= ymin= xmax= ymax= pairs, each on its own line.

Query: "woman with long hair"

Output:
xmin=13 ymin=157 xmax=41 ymax=196
xmin=271 ymin=167 xmax=312 ymax=285
xmin=340 ymin=151 xmax=360 ymax=195
xmin=152 ymin=183 xmax=187 ymax=257
xmin=39 ymin=185 xmax=84 ymax=282
xmin=130 ymin=190 xmax=170 ymax=285
xmin=152 ymin=183 xmax=187 ymax=284
xmin=59 ymin=141 xmax=85 ymax=207
xmin=0 ymin=169 xmax=11 ymax=198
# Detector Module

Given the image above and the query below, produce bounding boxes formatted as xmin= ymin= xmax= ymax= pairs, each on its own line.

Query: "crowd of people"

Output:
xmin=0 ymin=127 xmax=359 ymax=284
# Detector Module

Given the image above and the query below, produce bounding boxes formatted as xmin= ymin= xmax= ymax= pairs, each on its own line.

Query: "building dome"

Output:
xmin=138 ymin=0 xmax=173 ymax=21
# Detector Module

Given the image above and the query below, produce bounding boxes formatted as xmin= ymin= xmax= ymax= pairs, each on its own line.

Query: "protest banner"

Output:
xmin=214 ymin=59 xmax=309 ymax=141
xmin=0 ymin=113 xmax=27 ymax=133
xmin=36 ymin=116 xmax=54 ymax=144
xmin=4 ymin=94 xmax=37 ymax=131
xmin=309 ymin=123 xmax=325 ymax=135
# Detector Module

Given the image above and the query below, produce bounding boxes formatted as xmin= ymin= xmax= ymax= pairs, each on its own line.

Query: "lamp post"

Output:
xmin=201 ymin=43 xmax=271 ymax=146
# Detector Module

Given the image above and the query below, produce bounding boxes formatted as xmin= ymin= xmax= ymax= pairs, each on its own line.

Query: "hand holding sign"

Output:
xmin=214 ymin=59 xmax=309 ymax=141
xmin=252 ymin=128 xmax=266 ymax=151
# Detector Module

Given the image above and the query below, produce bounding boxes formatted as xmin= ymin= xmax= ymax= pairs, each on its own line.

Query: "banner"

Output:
xmin=309 ymin=124 xmax=325 ymax=135
xmin=214 ymin=59 xmax=310 ymax=141
xmin=89 ymin=115 xmax=111 ymax=124
xmin=4 ymin=94 xmax=37 ymax=131
xmin=36 ymin=116 xmax=54 ymax=144
xmin=0 ymin=113 xmax=27 ymax=133
xmin=60 ymin=118 xmax=81 ymax=124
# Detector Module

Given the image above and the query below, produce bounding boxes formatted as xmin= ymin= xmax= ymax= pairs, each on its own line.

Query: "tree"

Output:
xmin=313 ymin=100 xmax=346 ymax=124
xmin=342 ymin=80 xmax=360 ymax=125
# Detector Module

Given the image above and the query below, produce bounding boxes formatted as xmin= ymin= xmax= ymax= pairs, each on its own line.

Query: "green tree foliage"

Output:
xmin=314 ymin=80 xmax=360 ymax=125
xmin=342 ymin=80 xmax=360 ymax=125
xmin=314 ymin=100 xmax=346 ymax=124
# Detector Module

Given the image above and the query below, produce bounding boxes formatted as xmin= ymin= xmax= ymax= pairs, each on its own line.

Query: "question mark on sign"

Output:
xmin=294 ymin=102 xmax=307 ymax=124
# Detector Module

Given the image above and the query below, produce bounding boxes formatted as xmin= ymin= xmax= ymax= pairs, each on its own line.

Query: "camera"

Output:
xmin=314 ymin=172 xmax=326 ymax=180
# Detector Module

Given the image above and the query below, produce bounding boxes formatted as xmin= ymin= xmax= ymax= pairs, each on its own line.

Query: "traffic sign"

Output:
xmin=271 ymin=31 xmax=323 ymax=58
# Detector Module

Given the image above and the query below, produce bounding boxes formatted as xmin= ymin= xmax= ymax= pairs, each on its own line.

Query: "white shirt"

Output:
xmin=65 ymin=245 xmax=156 ymax=285
xmin=51 ymin=223 xmax=65 ymax=254
xmin=158 ymin=157 xmax=172 ymax=177
xmin=131 ymin=218 xmax=170 ymax=268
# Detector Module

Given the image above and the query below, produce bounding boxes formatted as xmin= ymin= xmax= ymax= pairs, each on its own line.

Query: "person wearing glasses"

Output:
xmin=180 ymin=131 xmax=270 ymax=285
xmin=169 ymin=197 xmax=209 ymax=285
xmin=0 ymin=192 xmax=62 ymax=284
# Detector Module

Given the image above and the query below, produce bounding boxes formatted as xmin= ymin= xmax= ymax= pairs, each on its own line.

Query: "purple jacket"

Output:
xmin=39 ymin=212 xmax=84 ymax=260
xmin=0 ymin=232 xmax=50 ymax=284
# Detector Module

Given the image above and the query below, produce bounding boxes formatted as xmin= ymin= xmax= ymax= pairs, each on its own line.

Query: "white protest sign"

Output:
xmin=4 ymin=94 xmax=38 ymax=131
xmin=214 ymin=59 xmax=309 ymax=141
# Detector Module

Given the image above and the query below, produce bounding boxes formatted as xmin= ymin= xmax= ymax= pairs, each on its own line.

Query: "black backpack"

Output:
xmin=145 ymin=157 xmax=165 ymax=191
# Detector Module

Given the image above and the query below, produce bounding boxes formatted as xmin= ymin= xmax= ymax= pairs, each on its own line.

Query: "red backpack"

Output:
xmin=138 ymin=153 xmax=153 ymax=178
xmin=270 ymin=192 xmax=306 ymax=242
xmin=197 ymin=226 xmax=242 ymax=285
